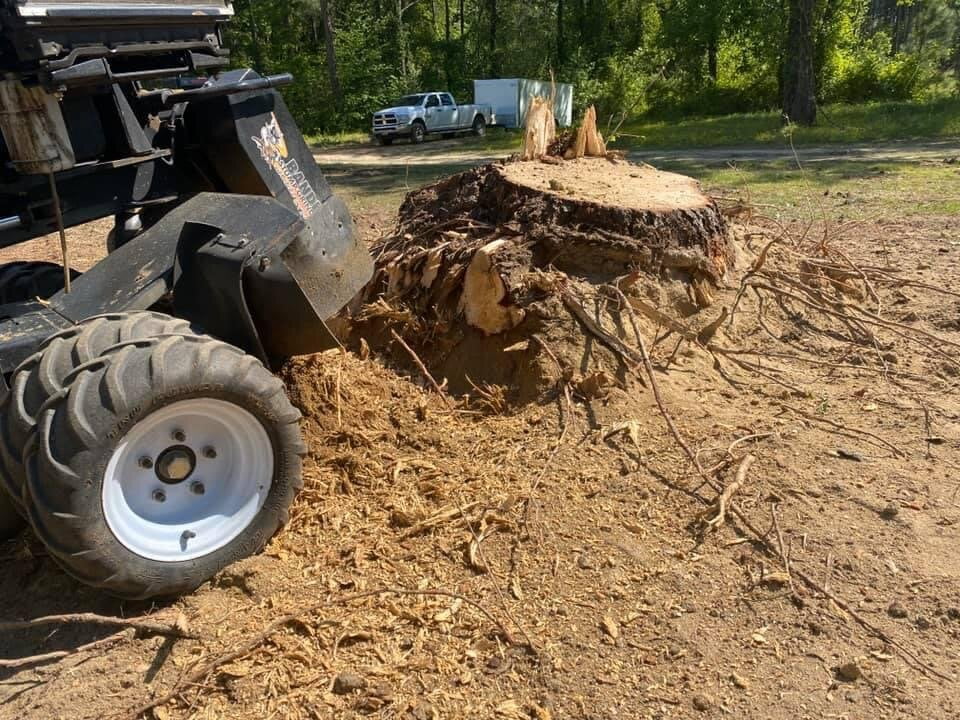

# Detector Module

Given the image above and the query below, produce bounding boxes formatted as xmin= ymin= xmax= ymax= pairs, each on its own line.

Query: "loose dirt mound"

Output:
xmin=352 ymin=158 xmax=731 ymax=401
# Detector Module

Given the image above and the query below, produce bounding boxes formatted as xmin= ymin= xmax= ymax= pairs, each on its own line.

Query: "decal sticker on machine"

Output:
xmin=252 ymin=113 xmax=321 ymax=219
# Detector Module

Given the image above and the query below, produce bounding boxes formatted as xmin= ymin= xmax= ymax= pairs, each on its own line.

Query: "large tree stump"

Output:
xmin=387 ymin=159 xmax=729 ymax=287
xmin=355 ymin=157 xmax=732 ymax=400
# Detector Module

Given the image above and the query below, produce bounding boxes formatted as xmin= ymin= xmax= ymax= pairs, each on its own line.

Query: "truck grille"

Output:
xmin=373 ymin=113 xmax=397 ymax=127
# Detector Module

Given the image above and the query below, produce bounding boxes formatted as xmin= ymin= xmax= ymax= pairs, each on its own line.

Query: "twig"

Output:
xmin=0 ymin=629 xmax=131 ymax=669
xmin=389 ymin=328 xmax=453 ymax=409
xmin=778 ymin=402 xmax=903 ymax=457
xmin=400 ymin=500 xmax=481 ymax=537
xmin=121 ymin=586 xmax=522 ymax=720
xmin=0 ymin=611 xmax=192 ymax=638
xmin=750 ymin=281 xmax=960 ymax=368
xmin=771 ymin=503 xmax=798 ymax=598
xmin=706 ymin=454 xmax=755 ymax=531
xmin=608 ymin=287 xmax=708 ymax=480
xmin=726 ymin=502 xmax=950 ymax=681
xmin=703 ymin=432 xmax=775 ymax=475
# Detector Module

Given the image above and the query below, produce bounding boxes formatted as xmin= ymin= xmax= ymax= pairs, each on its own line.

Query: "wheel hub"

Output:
xmin=101 ymin=398 xmax=274 ymax=562
xmin=155 ymin=445 xmax=196 ymax=484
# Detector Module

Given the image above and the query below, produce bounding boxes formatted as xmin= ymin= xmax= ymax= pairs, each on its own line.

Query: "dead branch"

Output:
xmin=400 ymin=500 xmax=481 ymax=537
xmin=0 ymin=611 xmax=192 ymax=638
xmin=706 ymin=454 xmax=755 ymax=531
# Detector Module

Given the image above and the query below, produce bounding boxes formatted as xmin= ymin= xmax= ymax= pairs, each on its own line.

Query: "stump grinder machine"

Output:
xmin=0 ymin=0 xmax=372 ymax=598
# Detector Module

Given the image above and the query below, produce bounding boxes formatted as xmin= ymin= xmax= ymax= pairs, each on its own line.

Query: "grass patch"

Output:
xmin=656 ymin=157 xmax=960 ymax=220
xmin=310 ymin=127 xmax=522 ymax=152
xmin=305 ymin=130 xmax=370 ymax=147
xmin=612 ymin=97 xmax=960 ymax=150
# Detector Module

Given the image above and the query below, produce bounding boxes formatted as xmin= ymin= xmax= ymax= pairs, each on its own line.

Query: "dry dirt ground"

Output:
xmin=1 ymin=160 xmax=959 ymax=720
xmin=314 ymin=138 xmax=960 ymax=169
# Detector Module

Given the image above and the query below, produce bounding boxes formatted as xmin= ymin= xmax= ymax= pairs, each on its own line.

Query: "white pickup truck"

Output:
xmin=371 ymin=92 xmax=494 ymax=145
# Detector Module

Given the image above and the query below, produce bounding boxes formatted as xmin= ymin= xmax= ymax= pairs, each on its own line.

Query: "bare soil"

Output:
xmin=0 ymin=218 xmax=111 ymax=271
xmin=1 ymin=160 xmax=959 ymax=720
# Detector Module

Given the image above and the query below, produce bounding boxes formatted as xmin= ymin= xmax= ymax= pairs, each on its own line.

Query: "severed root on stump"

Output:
xmin=356 ymin=157 xmax=732 ymax=401
xmin=458 ymin=239 xmax=527 ymax=334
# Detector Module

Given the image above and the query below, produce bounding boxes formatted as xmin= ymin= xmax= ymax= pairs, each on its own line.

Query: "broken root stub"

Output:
xmin=356 ymin=158 xmax=732 ymax=402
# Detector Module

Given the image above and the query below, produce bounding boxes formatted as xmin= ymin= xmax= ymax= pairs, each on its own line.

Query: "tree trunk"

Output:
xmin=782 ymin=0 xmax=816 ymax=126
xmin=707 ymin=34 xmax=718 ymax=81
xmin=521 ymin=97 xmax=556 ymax=160
xmin=557 ymin=0 xmax=565 ymax=66
xmin=247 ymin=2 xmax=265 ymax=73
xmin=953 ymin=5 xmax=960 ymax=87
xmin=460 ymin=0 xmax=466 ymax=77
xmin=397 ymin=0 xmax=408 ymax=80
xmin=320 ymin=0 xmax=342 ymax=109
xmin=444 ymin=0 xmax=452 ymax=87
xmin=489 ymin=0 xmax=498 ymax=76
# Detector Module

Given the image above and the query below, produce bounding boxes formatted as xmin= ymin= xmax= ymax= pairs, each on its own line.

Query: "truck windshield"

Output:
xmin=393 ymin=94 xmax=426 ymax=107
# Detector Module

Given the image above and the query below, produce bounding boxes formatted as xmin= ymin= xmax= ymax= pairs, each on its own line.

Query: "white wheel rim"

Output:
xmin=101 ymin=399 xmax=274 ymax=562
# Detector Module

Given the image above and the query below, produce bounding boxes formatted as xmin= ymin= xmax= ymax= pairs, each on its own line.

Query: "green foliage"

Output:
xmin=224 ymin=0 xmax=960 ymax=136
xmin=613 ymin=96 xmax=960 ymax=147
xmin=821 ymin=31 xmax=940 ymax=103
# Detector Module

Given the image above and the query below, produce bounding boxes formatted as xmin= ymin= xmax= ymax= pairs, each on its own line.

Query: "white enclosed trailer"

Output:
xmin=473 ymin=78 xmax=574 ymax=129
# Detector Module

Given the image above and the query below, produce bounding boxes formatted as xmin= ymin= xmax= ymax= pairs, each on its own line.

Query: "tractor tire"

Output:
xmin=24 ymin=334 xmax=305 ymax=599
xmin=410 ymin=121 xmax=426 ymax=144
xmin=471 ymin=115 xmax=486 ymax=137
xmin=0 ymin=313 xmax=194 ymax=514
xmin=0 ymin=261 xmax=78 ymax=305
xmin=0 ymin=493 xmax=23 ymax=539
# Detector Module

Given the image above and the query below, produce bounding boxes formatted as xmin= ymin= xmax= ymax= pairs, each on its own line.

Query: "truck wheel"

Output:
xmin=410 ymin=121 xmax=426 ymax=144
xmin=0 ymin=312 xmax=194 ymax=514
xmin=377 ymin=136 xmax=394 ymax=146
xmin=24 ymin=334 xmax=304 ymax=599
xmin=0 ymin=261 xmax=79 ymax=305
xmin=471 ymin=115 xmax=486 ymax=137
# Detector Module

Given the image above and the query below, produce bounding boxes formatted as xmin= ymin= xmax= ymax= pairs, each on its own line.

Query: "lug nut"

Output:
xmin=172 ymin=428 xmax=186 ymax=442
xmin=138 ymin=456 xmax=154 ymax=469
xmin=152 ymin=489 xmax=166 ymax=503
xmin=202 ymin=446 xmax=217 ymax=459
xmin=189 ymin=481 xmax=205 ymax=496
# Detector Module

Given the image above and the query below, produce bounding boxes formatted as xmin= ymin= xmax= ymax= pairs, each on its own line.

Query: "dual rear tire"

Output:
xmin=0 ymin=260 xmax=80 ymax=537
xmin=0 ymin=312 xmax=305 ymax=599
